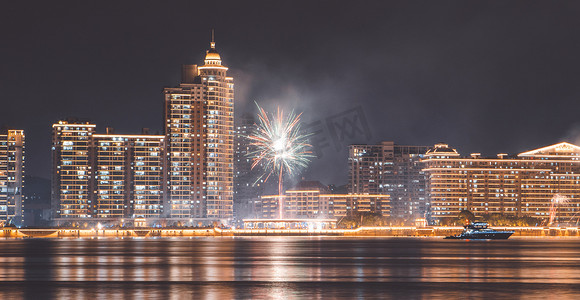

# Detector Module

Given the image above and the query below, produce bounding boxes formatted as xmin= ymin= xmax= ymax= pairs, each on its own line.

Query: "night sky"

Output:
xmin=2 ymin=1 xmax=580 ymax=185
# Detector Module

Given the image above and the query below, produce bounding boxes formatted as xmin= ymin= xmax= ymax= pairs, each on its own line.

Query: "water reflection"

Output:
xmin=0 ymin=237 xmax=578 ymax=298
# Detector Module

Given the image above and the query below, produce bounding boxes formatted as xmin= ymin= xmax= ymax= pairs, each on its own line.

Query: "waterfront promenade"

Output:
xmin=1 ymin=226 xmax=579 ymax=238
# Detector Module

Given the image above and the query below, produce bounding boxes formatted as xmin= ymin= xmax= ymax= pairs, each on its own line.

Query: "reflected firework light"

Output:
xmin=247 ymin=102 xmax=314 ymax=218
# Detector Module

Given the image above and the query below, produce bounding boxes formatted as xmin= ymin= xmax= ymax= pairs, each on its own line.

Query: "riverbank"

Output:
xmin=1 ymin=226 xmax=579 ymax=238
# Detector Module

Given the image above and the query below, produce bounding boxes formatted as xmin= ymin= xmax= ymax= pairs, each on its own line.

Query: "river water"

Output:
xmin=0 ymin=237 xmax=579 ymax=299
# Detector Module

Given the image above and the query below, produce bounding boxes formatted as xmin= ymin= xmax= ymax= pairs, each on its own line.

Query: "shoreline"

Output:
xmin=1 ymin=226 xmax=579 ymax=238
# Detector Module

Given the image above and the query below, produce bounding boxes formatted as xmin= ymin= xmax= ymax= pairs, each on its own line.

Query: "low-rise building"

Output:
xmin=423 ymin=142 xmax=580 ymax=223
xmin=260 ymin=181 xmax=390 ymax=219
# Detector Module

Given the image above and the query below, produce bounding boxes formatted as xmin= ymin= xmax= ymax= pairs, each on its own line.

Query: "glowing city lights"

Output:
xmin=247 ymin=103 xmax=314 ymax=218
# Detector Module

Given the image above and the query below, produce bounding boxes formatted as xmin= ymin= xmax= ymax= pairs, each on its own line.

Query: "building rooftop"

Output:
xmin=426 ymin=143 xmax=460 ymax=156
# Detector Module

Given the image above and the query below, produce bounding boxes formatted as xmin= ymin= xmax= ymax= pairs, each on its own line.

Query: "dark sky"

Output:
xmin=2 ymin=1 xmax=580 ymax=185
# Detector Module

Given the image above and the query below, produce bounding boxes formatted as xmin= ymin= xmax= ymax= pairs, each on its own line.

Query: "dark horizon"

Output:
xmin=2 ymin=1 xmax=580 ymax=185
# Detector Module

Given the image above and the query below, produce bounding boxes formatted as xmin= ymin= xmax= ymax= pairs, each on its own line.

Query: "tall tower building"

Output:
xmin=234 ymin=114 xmax=255 ymax=204
xmin=164 ymin=36 xmax=234 ymax=221
xmin=0 ymin=129 xmax=25 ymax=225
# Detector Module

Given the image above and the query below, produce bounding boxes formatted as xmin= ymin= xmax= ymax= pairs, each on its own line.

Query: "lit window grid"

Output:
xmin=132 ymin=140 xmax=164 ymax=218
xmin=96 ymin=139 xmax=126 ymax=219
xmin=0 ymin=130 xmax=25 ymax=222
xmin=423 ymin=152 xmax=580 ymax=220
xmin=203 ymin=77 xmax=234 ymax=219
xmin=260 ymin=192 xmax=390 ymax=219
xmin=53 ymin=125 xmax=94 ymax=219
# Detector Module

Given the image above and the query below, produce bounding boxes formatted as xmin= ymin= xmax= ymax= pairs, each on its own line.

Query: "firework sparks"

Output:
xmin=247 ymin=103 xmax=314 ymax=218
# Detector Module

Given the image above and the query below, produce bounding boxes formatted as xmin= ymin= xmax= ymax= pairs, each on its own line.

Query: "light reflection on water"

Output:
xmin=0 ymin=237 xmax=579 ymax=298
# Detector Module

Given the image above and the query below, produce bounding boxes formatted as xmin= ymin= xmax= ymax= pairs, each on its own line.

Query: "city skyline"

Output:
xmin=3 ymin=3 xmax=580 ymax=299
xmin=4 ymin=34 xmax=580 ymax=226
xmin=3 ymin=1 xmax=580 ymax=186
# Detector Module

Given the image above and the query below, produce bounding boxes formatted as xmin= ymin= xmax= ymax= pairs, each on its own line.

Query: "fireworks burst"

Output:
xmin=247 ymin=103 xmax=314 ymax=203
xmin=549 ymin=194 xmax=570 ymax=225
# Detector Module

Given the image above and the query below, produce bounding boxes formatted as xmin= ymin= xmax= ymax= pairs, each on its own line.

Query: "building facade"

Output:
xmin=423 ymin=142 xmax=580 ymax=223
xmin=261 ymin=181 xmax=390 ymax=219
xmin=92 ymin=134 xmax=166 ymax=220
xmin=349 ymin=142 xmax=428 ymax=220
xmin=233 ymin=113 xmax=255 ymax=216
xmin=51 ymin=121 xmax=95 ymax=220
xmin=0 ymin=129 xmax=25 ymax=225
xmin=51 ymin=120 xmax=166 ymax=224
xmin=233 ymin=113 xmax=273 ymax=221
xmin=163 ymin=38 xmax=234 ymax=220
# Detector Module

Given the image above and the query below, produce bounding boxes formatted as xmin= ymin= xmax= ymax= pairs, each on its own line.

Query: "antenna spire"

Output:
xmin=210 ymin=29 xmax=215 ymax=49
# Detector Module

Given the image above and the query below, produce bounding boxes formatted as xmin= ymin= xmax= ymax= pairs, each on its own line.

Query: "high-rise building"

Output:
xmin=422 ymin=142 xmax=580 ymax=223
xmin=233 ymin=113 xmax=269 ymax=220
xmin=51 ymin=37 xmax=235 ymax=224
xmin=92 ymin=133 xmax=165 ymax=220
xmin=163 ymin=37 xmax=234 ymax=220
xmin=349 ymin=142 xmax=429 ymax=219
xmin=51 ymin=121 xmax=95 ymax=220
xmin=52 ymin=120 xmax=166 ymax=224
xmin=234 ymin=113 xmax=254 ymax=207
xmin=0 ymin=129 xmax=25 ymax=225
